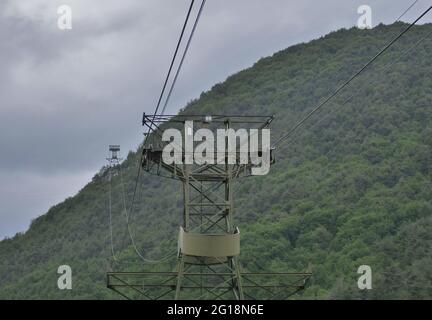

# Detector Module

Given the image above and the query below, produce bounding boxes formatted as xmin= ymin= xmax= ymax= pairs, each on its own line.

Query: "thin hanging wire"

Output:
xmin=119 ymin=165 xmax=178 ymax=264
xmin=108 ymin=165 xmax=118 ymax=261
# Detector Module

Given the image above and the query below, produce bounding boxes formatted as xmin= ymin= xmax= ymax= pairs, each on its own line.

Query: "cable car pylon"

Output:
xmin=107 ymin=115 xmax=311 ymax=300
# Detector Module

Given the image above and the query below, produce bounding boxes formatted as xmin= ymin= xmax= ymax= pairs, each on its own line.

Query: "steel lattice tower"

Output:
xmin=107 ymin=115 xmax=311 ymax=300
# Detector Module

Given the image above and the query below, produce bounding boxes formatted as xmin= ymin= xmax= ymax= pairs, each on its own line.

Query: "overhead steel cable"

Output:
xmin=396 ymin=0 xmax=419 ymax=22
xmin=272 ymin=6 xmax=432 ymax=148
xmin=107 ymin=166 xmax=118 ymax=261
xmin=119 ymin=165 xmax=177 ymax=264
xmin=127 ymin=0 xmax=196 ymax=218
xmin=161 ymin=0 xmax=207 ymax=115
xmin=128 ymin=0 xmax=198 ymax=218
xmin=147 ymin=0 xmax=196 ymax=134
xmin=276 ymin=26 xmax=432 ymax=154
xmin=124 ymin=0 xmax=207 ymax=264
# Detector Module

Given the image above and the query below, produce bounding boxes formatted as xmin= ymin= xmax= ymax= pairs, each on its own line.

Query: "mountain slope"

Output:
xmin=1 ymin=22 xmax=431 ymax=299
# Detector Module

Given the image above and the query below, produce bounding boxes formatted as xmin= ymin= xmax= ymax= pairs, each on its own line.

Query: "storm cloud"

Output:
xmin=1 ymin=0 xmax=431 ymax=238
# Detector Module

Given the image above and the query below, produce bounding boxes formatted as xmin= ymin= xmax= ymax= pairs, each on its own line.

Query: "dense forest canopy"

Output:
xmin=0 ymin=22 xmax=431 ymax=299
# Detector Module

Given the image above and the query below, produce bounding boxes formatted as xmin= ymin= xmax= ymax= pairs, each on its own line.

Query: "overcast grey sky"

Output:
xmin=1 ymin=0 xmax=431 ymax=239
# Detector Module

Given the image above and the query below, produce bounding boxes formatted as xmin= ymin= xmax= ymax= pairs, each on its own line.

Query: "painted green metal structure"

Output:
xmin=107 ymin=114 xmax=311 ymax=299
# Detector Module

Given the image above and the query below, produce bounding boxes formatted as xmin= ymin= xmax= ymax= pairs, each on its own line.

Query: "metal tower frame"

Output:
xmin=107 ymin=115 xmax=311 ymax=300
xmin=106 ymin=145 xmax=122 ymax=166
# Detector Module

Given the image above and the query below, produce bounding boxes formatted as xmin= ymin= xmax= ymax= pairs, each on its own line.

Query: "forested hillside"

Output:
xmin=0 ymin=22 xmax=431 ymax=299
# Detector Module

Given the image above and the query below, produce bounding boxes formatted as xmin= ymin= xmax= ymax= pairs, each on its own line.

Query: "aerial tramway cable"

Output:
xmin=112 ymin=3 xmax=431 ymax=264
xmin=118 ymin=165 xmax=177 ymax=264
xmin=127 ymin=0 xmax=196 ymax=221
xmin=107 ymin=166 xmax=118 ymax=262
xmin=124 ymin=0 xmax=207 ymax=263
xmin=272 ymin=6 xmax=432 ymax=148
xmin=396 ymin=0 xmax=419 ymax=22
xmin=161 ymin=0 xmax=207 ymax=115
xmin=275 ymin=25 xmax=432 ymax=155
